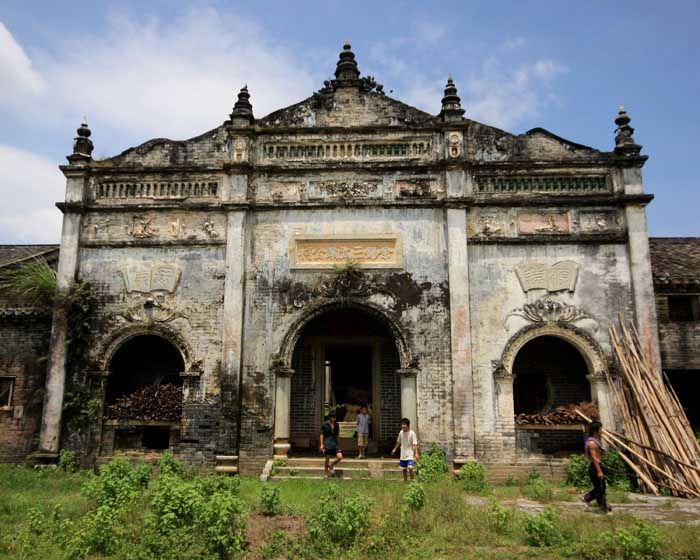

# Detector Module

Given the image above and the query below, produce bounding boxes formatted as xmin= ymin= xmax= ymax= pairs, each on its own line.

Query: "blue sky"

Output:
xmin=1 ymin=0 xmax=698 ymax=242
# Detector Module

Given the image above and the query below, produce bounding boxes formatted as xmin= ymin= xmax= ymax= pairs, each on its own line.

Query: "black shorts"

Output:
xmin=324 ymin=447 xmax=341 ymax=457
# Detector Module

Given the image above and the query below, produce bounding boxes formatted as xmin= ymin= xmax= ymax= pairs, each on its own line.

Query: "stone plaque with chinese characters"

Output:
xmin=291 ymin=235 xmax=402 ymax=269
xmin=514 ymin=261 xmax=579 ymax=293
xmin=121 ymin=263 xmax=181 ymax=293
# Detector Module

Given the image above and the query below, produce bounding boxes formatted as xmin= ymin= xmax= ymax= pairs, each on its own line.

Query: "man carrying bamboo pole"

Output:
xmin=581 ymin=421 xmax=612 ymax=513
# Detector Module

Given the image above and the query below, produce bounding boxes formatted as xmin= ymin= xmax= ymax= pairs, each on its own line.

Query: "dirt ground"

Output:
xmin=244 ymin=513 xmax=307 ymax=559
xmin=465 ymin=494 xmax=700 ymax=525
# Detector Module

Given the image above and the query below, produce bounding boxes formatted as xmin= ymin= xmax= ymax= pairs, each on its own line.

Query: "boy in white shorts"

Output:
xmin=355 ymin=404 xmax=370 ymax=458
xmin=391 ymin=417 xmax=418 ymax=482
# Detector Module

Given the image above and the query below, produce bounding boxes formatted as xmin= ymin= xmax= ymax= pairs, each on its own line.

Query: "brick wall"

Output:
xmin=290 ymin=342 xmax=315 ymax=449
xmin=379 ymin=341 xmax=400 ymax=449
xmin=0 ymin=315 xmax=50 ymax=462
xmin=655 ymin=294 xmax=700 ymax=370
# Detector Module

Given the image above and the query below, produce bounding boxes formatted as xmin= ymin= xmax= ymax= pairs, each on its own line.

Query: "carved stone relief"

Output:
xmin=504 ymin=295 xmax=594 ymax=330
xmin=395 ymin=179 xmax=436 ymax=199
xmin=518 ymin=212 xmax=570 ymax=235
xmin=468 ymin=209 xmax=516 ymax=238
xmin=308 ymin=180 xmax=382 ymax=200
xmin=291 ymin=235 xmax=402 ymax=269
xmin=514 ymin=261 xmax=579 ymax=293
xmin=113 ymin=293 xmax=191 ymax=326
xmin=81 ymin=212 xmax=225 ymax=243
xmin=231 ymin=137 xmax=248 ymax=162
xmin=256 ymin=182 xmax=303 ymax=203
xmin=577 ymin=210 xmax=623 ymax=233
xmin=446 ymin=131 xmax=463 ymax=159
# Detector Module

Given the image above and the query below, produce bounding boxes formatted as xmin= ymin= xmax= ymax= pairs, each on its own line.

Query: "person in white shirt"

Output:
xmin=355 ymin=404 xmax=371 ymax=459
xmin=391 ymin=417 xmax=419 ymax=482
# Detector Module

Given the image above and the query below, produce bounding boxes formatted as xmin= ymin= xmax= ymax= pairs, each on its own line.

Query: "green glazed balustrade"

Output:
xmin=476 ymin=175 xmax=609 ymax=194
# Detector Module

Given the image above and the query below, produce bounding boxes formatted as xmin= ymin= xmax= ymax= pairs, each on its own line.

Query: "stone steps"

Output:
xmin=263 ymin=457 xmax=406 ymax=481
xmin=214 ymin=454 xmax=239 ymax=475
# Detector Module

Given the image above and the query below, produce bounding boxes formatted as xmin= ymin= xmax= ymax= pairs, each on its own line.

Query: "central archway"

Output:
xmin=287 ymin=305 xmax=405 ymax=455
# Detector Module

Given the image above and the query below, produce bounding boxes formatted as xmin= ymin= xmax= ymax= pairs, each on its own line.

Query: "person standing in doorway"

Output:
xmin=320 ymin=412 xmax=343 ymax=478
xmin=355 ymin=404 xmax=371 ymax=459
xmin=391 ymin=418 xmax=419 ymax=482
xmin=581 ymin=421 xmax=611 ymax=513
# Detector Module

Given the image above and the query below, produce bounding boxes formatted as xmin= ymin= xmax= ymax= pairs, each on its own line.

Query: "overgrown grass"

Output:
xmin=2 ymin=462 xmax=700 ymax=560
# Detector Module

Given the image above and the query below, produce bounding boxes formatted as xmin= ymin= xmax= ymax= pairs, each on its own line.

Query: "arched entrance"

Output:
xmin=103 ymin=334 xmax=185 ymax=452
xmin=276 ymin=305 xmax=413 ymax=457
xmin=512 ymin=335 xmax=592 ymax=455
xmin=513 ymin=336 xmax=591 ymax=415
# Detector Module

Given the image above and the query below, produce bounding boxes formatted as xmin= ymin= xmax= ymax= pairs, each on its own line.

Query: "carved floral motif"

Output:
xmin=518 ymin=212 xmax=570 ymax=235
xmin=128 ymin=215 xmax=158 ymax=238
xmin=318 ymin=181 xmax=379 ymax=199
xmin=395 ymin=180 xmax=435 ymax=198
xmin=113 ymin=294 xmax=191 ymax=325
xmin=504 ymin=295 xmax=594 ymax=329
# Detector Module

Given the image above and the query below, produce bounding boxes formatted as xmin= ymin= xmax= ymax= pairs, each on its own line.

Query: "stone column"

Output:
xmin=397 ymin=367 xmax=418 ymax=431
xmin=624 ymin=200 xmax=662 ymax=373
xmin=587 ymin=372 xmax=615 ymax=429
xmin=221 ymin=209 xmax=246 ymax=451
xmin=38 ymin=169 xmax=86 ymax=456
xmin=446 ymin=206 xmax=475 ymax=459
xmin=493 ymin=366 xmax=516 ymax=462
xmin=273 ymin=367 xmax=294 ymax=458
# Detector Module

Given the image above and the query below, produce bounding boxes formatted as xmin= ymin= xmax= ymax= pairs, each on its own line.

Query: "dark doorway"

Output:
xmin=325 ymin=345 xmax=373 ymax=421
xmin=665 ymin=370 xmax=700 ymax=432
xmin=290 ymin=307 xmax=401 ymax=453
xmin=106 ymin=335 xmax=184 ymax=404
xmin=513 ymin=336 xmax=591 ymax=414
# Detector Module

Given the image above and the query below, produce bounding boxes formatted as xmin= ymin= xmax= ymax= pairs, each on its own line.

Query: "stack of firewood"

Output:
xmin=515 ymin=401 xmax=599 ymax=425
xmin=577 ymin=316 xmax=700 ymax=498
xmin=105 ymin=384 xmax=182 ymax=421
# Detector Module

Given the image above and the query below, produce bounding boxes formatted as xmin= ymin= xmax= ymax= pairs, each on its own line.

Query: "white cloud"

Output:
xmin=2 ymin=9 xmax=319 ymax=143
xmin=0 ymin=145 xmax=63 ymax=243
xmin=414 ymin=21 xmax=448 ymax=46
xmin=0 ymin=21 xmax=46 ymax=106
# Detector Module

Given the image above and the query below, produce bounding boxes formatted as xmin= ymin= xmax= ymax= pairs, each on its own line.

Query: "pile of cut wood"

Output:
xmin=515 ymin=401 xmax=598 ymax=426
xmin=105 ymin=384 xmax=182 ymax=421
xmin=577 ymin=317 xmax=700 ymax=498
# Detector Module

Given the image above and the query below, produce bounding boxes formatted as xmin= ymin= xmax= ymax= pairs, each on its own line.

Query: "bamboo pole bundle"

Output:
xmin=599 ymin=315 xmax=700 ymax=498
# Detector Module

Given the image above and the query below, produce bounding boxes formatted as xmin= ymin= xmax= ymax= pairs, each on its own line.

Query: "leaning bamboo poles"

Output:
xmin=594 ymin=315 xmax=700 ymax=498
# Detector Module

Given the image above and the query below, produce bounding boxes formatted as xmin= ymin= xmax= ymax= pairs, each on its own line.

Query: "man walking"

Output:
xmin=581 ymin=421 xmax=611 ymax=513
xmin=320 ymin=412 xmax=343 ymax=478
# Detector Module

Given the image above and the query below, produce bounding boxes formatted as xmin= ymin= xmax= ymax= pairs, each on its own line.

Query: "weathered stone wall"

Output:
xmin=467 ymin=230 xmax=635 ymax=459
xmin=72 ymin=240 xmax=229 ymax=466
xmin=0 ymin=315 xmax=50 ymax=462
xmin=238 ymin=206 xmax=452 ymax=464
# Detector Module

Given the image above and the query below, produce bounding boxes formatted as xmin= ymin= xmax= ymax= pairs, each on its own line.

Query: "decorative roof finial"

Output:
xmin=335 ymin=41 xmax=360 ymax=83
xmin=67 ymin=117 xmax=94 ymax=162
xmin=229 ymin=85 xmax=254 ymax=125
xmin=440 ymin=75 xmax=465 ymax=122
xmin=614 ymin=104 xmax=641 ymax=156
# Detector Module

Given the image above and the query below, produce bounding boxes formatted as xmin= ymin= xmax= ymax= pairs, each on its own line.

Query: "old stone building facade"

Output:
xmin=3 ymin=43 xmax=690 ymax=474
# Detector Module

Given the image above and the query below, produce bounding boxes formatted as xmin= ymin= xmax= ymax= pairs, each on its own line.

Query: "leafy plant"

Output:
xmin=416 ymin=443 xmax=448 ymax=483
xmin=523 ymin=507 xmax=562 ymax=547
xmin=158 ymin=450 xmax=184 ymax=478
xmin=260 ymin=485 xmax=283 ymax=516
xmin=504 ymin=474 xmax=519 ymax=487
xmin=84 ymin=456 xmax=150 ymax=507
xmin=487 ymin=499 xmax=513 ymax=534
xmin=308 ymin=484 xmax=374 ymax=553
xmin=0 ymin=255 xmax=56 ymax=307
xmin=456 ymin=460 xmax=489 ymax=493
xmin=523 ymin=476 xmax=554 ymax=502
xmin=403 ymin=481 xmax=426 ymax=511
xmin=575 ymin=520 xmax=662 ymax=560
xmin=270 ymin=458 xmax=287 ymax=477
xmin=58 ymin=449 xmax=77 ymax=473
